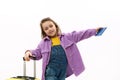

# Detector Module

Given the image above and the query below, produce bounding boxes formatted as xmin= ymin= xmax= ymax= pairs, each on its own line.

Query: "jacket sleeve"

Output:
xmin=30 ymin=42 xmax=42 ymax=60
xmin=66 ymin=29 xmax=97 ymax=43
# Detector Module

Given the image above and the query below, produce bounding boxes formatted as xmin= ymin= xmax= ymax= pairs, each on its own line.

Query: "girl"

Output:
xmin=24 ymin=17 xmax=101 ymax=80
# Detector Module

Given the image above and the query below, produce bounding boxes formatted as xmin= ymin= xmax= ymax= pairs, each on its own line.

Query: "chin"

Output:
xmin=49 ymin=34 xmax=57 ymax=38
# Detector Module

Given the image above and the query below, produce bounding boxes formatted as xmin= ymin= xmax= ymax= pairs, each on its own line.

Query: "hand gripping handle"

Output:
xmin=23 ymin=55 xmax=36 ymax=78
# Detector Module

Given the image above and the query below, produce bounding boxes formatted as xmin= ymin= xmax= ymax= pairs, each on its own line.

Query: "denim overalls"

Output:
xmin=45 ymin=45 xmax=68 ymax=80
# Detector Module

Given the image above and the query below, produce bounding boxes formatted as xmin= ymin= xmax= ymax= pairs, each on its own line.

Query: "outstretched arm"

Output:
xmin=66 ymin=28 xmax=99 ymax=43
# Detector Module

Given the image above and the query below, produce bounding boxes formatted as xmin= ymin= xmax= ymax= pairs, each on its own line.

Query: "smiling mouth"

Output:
xmin=49 ymin=30 xmax=54 ymax=33
xmin=49 ymin=31 xmax=54 ymax=34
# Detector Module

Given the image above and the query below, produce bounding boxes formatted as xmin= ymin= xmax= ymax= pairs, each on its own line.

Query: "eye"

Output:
xmin=44 ymin=27 xmax=48 ymax=31
xmin=49 ymin=24 xmax=53 ymax=28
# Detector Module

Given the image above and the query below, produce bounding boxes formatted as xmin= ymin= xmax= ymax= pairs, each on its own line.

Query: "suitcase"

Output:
xmin=7 ymin=56 xmax=40 ymax=80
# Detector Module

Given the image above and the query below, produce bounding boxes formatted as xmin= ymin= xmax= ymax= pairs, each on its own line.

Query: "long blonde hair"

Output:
xmin=40 ymin=17 xmax=61 ymax=38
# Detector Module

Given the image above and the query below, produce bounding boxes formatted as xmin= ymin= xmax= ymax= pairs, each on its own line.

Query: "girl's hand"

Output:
xmin=96 ymin=27 xmax=102 ymax=32
xmin=24 ymin=50 xmax=32 ymax=61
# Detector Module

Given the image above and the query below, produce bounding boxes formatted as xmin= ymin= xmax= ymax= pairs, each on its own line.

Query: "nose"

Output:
xmin=48 ymin=27 xmax=52 ymax=31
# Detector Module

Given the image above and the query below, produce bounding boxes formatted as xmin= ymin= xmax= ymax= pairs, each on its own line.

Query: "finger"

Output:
xmin=29 ymin=53 xmax=33 ymax=57
xmin=24 ymin=55 xmax=30 ymax=61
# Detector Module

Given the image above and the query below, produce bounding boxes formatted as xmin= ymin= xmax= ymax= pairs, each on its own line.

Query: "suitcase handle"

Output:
xmin=23 ymin=55 xmax=36 ymax=78
xmin=23 ymin=55 xmax=36 ymax=61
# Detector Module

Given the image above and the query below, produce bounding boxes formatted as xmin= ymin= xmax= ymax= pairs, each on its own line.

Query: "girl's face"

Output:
xmin=42 ymin=21 xmax=57 ymax=37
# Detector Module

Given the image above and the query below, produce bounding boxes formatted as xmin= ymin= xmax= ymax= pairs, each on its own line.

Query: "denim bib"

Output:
xmin=45 ymin=45 xmax=68 ymax=80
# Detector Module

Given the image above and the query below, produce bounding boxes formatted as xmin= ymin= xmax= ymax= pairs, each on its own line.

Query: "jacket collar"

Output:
xmin=43 ymin=34 xmax=65 ymax=41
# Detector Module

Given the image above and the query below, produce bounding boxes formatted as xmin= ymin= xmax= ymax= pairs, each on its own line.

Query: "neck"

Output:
xmin=49 ymin=34 xmax=58 ymax=38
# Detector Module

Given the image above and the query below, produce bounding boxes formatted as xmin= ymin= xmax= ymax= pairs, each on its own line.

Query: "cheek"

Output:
xmin=44 ymin=30 xmax=48 ymax=34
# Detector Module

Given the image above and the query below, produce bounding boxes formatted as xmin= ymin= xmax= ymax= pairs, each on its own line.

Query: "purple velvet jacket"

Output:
xmin=30 ymin=29 xmax=97 ymax=80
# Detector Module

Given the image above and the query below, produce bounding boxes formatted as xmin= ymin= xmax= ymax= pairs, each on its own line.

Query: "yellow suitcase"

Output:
xmin=7 ymin=77 xmax=39 ymax=80
xmin=7 ymin=56 xmax=40 ymax=80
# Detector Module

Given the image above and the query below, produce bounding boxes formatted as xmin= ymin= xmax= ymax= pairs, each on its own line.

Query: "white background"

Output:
xmin=0 ymin=0 xmax=120 ymax=80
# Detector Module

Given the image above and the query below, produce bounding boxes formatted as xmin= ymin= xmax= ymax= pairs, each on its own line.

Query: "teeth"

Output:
xmin=49 ymin=31 xmax=53 ymax=34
